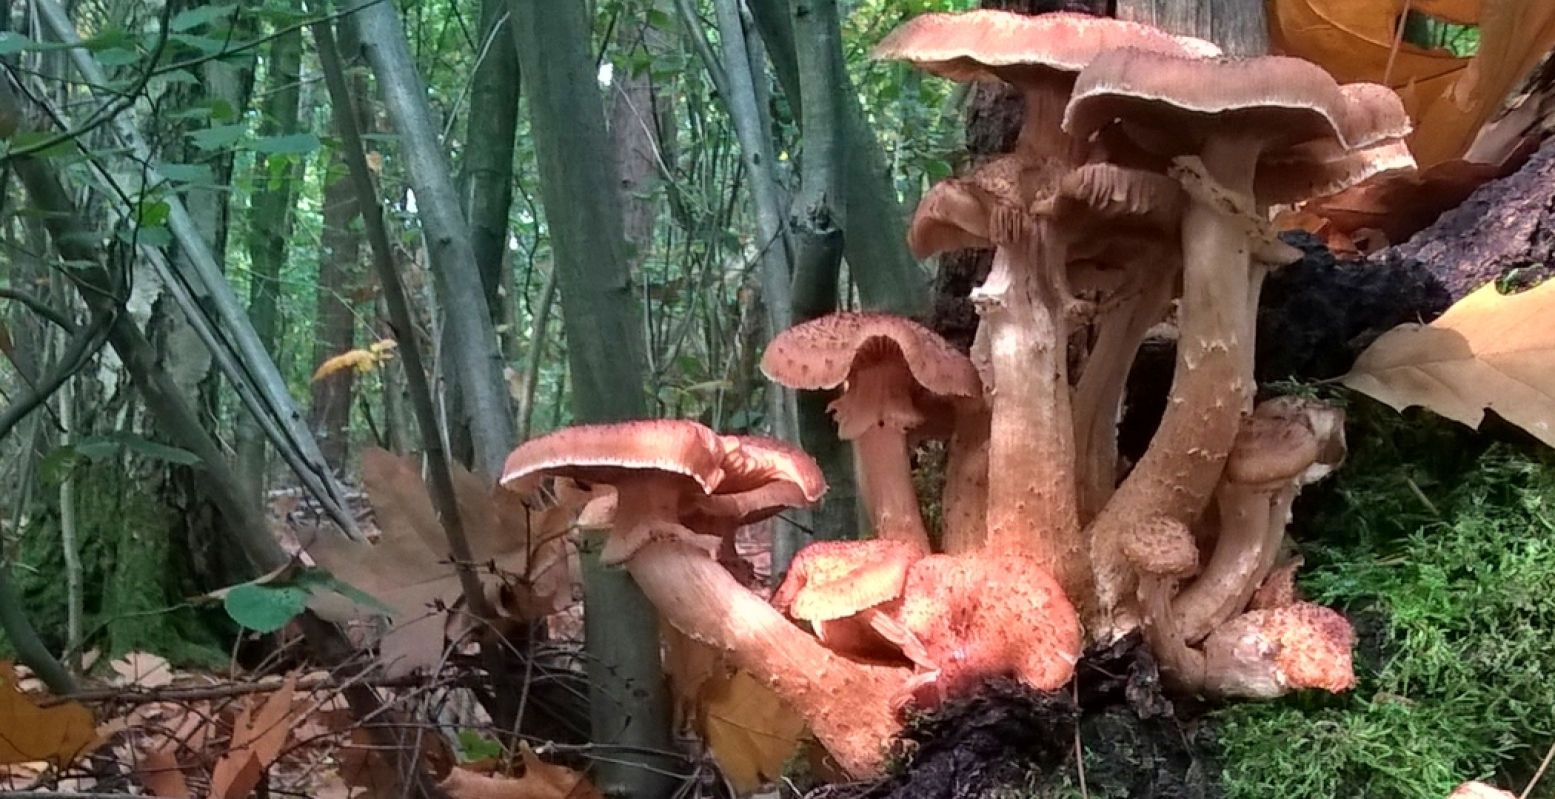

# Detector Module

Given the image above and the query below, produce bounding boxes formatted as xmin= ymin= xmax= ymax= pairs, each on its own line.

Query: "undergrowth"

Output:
xmin=1216 ymin=396 xmax=1555 ymax=799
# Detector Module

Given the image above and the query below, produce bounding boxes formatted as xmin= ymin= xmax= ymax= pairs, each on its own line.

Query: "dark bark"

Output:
xmin=608 ymin=4 xmax=669 ymax=275
xmin=1113 ymin=0 xmax=1270 ymax=55
xmin=238 ymin=26 xmax=306 ymax=496
xmin=510 ymin=2 xmax=680 ymax=796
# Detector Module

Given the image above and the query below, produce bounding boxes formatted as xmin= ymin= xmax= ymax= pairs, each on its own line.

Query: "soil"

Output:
xmin=805 ymin=636 xmax=1218 ymax=799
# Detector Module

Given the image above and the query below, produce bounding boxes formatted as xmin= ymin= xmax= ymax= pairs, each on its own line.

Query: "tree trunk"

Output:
xmin=510 ymin=2 xmax=679 ymax=796
xmin=350 ymin=1 xmax=515 ymax=479
xmin=1113 ymin=0 xmax=1270 ymax=55
xmin=609 ymin=3 xmax=671 ymax=276
xmin=238 ymin=26 xmax=306 ymax=497
xmin=746 ymin=0 xmax=929 ymax=316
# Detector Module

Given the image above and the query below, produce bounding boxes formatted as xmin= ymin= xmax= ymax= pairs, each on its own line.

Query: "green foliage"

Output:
xmin=1216 ymin=398 xmax=1555 ymax=799
xmin=220 ymin=567 xmax=391 ymax=633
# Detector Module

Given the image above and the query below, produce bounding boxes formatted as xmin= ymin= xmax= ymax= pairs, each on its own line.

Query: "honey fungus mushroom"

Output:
xmin=761 ymin=312 xmax=980 ymax=551
xmin=501 ymin=421 xmax=910 ymax=777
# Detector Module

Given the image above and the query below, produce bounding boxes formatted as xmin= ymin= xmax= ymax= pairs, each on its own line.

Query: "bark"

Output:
xmin=310 ymin=150 xmax=361 ymax=468
xmin=785 ymin=0 xmax=859 ymax=561
xmin=1113 ymin=0 xmax=1270 ymax=55
xmin=746 ymin=0 xmax=929 ymax=316
xmin=608 ymin=3 xmax=669 ymax=275
xmin=510 ymin=2 xmax=679 ymax=795
xmin=350 ymin=1 xmax=515 ymax=479
xmin=238 ymin=26 xmax=306 ymax=497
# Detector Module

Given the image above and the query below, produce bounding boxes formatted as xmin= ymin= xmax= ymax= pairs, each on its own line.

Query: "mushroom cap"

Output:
xmin=1223 ymin=407 xmax=1322 ymax=487
xmin=1449 ymin=782 xmax=1518 ymax=799
xmin=714 ymin=434 xmax=827 ymax=500
xmin=1064 ymin=50 xmax=1387 ymax=156
xmin=761 ymin=312 xmax=981 ymax=399
xmin=771 ymin=539 xmax=924 ymax=622
xmin=1123 ymin=516 xmax=1199 ymax=578
xmin=1257 ymin=139 xmax=1416 ymax=206
xmin=500 ymin=419 xmax=727 ymax=496
xmin=873 ymin=10 xmax=1220 ymax=87
xmin=908 ymin=178 xmax=996 ymax=258
xmin=892 ymin=553 xmax=1081 ymax=698
xmin=1203 ymin=602 xmax=1356 ymax=696
xmin=908 ymin=154 xmax=1067 ymax=258
xmin=1058 ymin=162 xmax=1183 ymax=231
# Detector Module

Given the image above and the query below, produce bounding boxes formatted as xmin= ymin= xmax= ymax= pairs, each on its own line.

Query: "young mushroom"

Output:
xmin=502 ymin=421 xmax=912 ymax=777
xmin=761 ymin=312 xmax=980 ymax=551
xmin=771 ymin=538 xmax=925 ymax=662
xmin=1063 ymin=50 xmax=1408 ymax=626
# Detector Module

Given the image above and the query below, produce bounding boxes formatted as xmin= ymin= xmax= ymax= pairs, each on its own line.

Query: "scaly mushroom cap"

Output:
xmin=1123 ymin=516 xmax=1200 ymax=578
xmin=1223 ymin=409 xmax=1322 ymax=488
xmin=1202 ymin=602 xmax=1356 ymax=697
xmin=1449 ymin=782 xmax=1518 ymax=799
xmin=873 ymin=10 xmax=1221 ymax=85
xmin=771 ymin=539 xmax=923 ymax=623
xmin=761 ymin=312 xmax=980 ymax=399
xmin=1263 ymin=396 xmax=1348 ymax=485
xmin=889 ymin=553 xmax=1082 ymax=700
xmin=1064 ymin=50 xmax=1367 ymax=155
xmin=500 ymin=419 xmax=727 ymax=496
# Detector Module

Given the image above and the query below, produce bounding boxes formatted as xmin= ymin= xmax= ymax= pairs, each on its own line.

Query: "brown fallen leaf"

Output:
xmin=662 ymin=623 xmax=727 ymax=732
xmin=306 ymin=449 xmax=582 ymax=675
xmin=1344 ymin=278 xmax=1555 ymax=447
xmin=110 ymin=652 xmax=174 ymax=689
xmin=0 ymin=662 xmax=98 ymax=766
xmin=208 ymin=673 xmax=301 ymax=799
xmin=698 ymin=670 xmax=806 ymax=795
xmin=439 ymin=744 xmax=601 ymax=799
xmin=134 ymin=746 xmax=191 ymax=799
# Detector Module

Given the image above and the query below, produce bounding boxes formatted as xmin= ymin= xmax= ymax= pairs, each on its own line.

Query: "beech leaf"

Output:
xmin=0 ymin=662 xmax=99 ymax=766
xmin=1344 ymin=279 xmax=1555 ymax=447
xmin=698 ymin=670 xmax=806 ymax=795
xmin=208 ymin=674 xmax=301 ymax=799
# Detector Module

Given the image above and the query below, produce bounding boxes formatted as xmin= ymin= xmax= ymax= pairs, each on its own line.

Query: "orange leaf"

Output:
xmin=0 ymin=662 xmax=98 ymax=766
xmin=439 ymin=744 xmax=601 ymax=799
xmin=135 ymin=746 xmax=191 ymax=798
xmin=208 ymin=673 xmax=300 ymax=799
xmin=312 ymin=349 xmax=376 ymax=381
xmin=1344 ymin=278 xmax=1555 ymax=446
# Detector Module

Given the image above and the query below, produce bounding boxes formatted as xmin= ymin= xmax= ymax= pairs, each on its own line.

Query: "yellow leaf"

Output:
xmin=0 ymin=662 xmax=98 ymax=766
xmin=662 ymin=624 xmax=726 ymax=731
xmin=439 ymin=744 xmax=601 ymax=799
xmin=698 ymin=671 xmax=805 ymax=795
xmin=312 ymin=349 xmax=377 ymax=381
xmin=1268 ymin=0 xmax=1555 ymax=168
xmin=1344 ymin=279 xmax=1555 ymax=447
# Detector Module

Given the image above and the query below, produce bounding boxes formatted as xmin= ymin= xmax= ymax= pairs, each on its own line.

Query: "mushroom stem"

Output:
xmin=940 ymin=404 xmax=990 ymax=554
xmin=1173 ymin=483 xmax=1294 ymax=643
xmin=852 ymin=427 xmax=932 ymax=550
xmin=1016 ymin=82 xmax=1084 ymax=162
xmin=1073 ymin=264 xmax=1176 ymax=521
xmin=1087 ymin=137 xmax=1264 ymax=623
xmin=601 ymin=473 xmax=723 ymax=566
xmin=1137 ymin=572 xmax=1208 ymax=692
xmin=627 ymin=542 xmax=909 ymax=777
xmin=975 ymin=232 xmax=1084 ymax=599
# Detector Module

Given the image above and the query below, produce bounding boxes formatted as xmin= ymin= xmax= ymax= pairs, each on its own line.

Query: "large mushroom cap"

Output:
xmin=714 ymin=434 xmax=827 ymax=500
xmin=1203 ymin=602 xmax=1356 ymax=696
xmin=771 ymin=539 xmax=923 ymax=623
xmin=908 ymin=154 xmax=1068 ymax=258
xmin=873 ymin=10 xmax=1220 ymax=86
xmin=892 ymin=553 xmax=1082 ymax=700
xmin=1064 ymin=50 xmax=1359 ymax=154
xmin=500 ymin=419 xmax=727 ymax=496
xmin=761 ymin=312 xmax=981 ymax=398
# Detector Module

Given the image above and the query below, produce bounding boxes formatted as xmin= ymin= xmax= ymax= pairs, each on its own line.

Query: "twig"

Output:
xmin=44 ymin=672 xmax=467 ymax=707
xmin=1522 ymin=737 xmax=1555 ymax=799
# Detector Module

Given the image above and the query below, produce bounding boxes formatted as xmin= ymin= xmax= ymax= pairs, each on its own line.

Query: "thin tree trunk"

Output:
xmin=510 ymin=2 xmax=679 ymax=796
xmin=609 ymin=4 xmax=669 ymax=275
xmin=238 ymin=26 xmax=306 ymax=497
xmin=350 ymin=1 xmax=515 ymax=479
xmin=1113 ymin=0 xmax=1270 ymax=55
xmin=746 ymin=0 xmax=929 ymax=316
xmin=311 ymin=152 xmax=361 ymax=468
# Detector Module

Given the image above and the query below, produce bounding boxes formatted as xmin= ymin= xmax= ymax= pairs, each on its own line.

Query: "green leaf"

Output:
xmin=69 ymin=432 xmax=201 ymax=465
xmin=170 ymin=33 xmax=231 ymax=56
xmin=0 ymin=32 xmax=36 ymax=55
xmin=224 ymin=582 xmax=310 ymax=633
xmin=456 ymin=730 xmax=506 ymax=762
xmin=252 ymin=133 xmax=320 ymax=155
xmin=188 ymin=123 xmax=247 ymax=150
xmin=93 ymin=47 xmax=141 ymax=67
xmin=157 ymin=163 xmax=215 ymax=185
xmin=137 ymin=200 xmax=171 ymax=227
xmin=170 ymin=3 xmax=236 ymax=33
xmin=299 ymin=570 xmax=393 ymax=617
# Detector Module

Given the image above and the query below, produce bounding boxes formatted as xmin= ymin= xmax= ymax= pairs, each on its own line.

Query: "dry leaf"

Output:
xmin=439 ymin=745 xmax=601 ymax=799
xmin=1344 ymin=278 xmax=1555 ymax=446
xmin=0 ymin=662 xmax=98 ymax=766
xmin=306 ymin=449 xmax=582 ymax=675
xmin=698 ymin=671 xmax=805 ymax=795
xmin=1271 ymin=0 xmax=1555 ymax=168
xmin=662 ymin=624 xmax=726 ymax=732
xmin=312 ymin=339 xmax=397 ymax=381
xmin=134 ymin=746 xmax=191 ymax=798
xmin=209 ymin=673 xmax=301 ymax=799
xmin=110 ymin=652 xmax=174 ymax=688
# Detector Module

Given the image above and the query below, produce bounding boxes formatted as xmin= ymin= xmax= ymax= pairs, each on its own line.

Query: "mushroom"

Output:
xmin=1448 ymin=783 xmax=1518 ymax=799
xmin=1123 ymin=516 xmax=1205 ymax=688
xmin=938 ymin=403 xmax=990 ymax=554
xmin=770 ymin=538 xmax=924 ymax=662
xmin=685 ymin=434 xmax=827 ymax=586
xmin=761 ymin=313 xmax=980 ymax=551
xmin=1247 ymin=556 xmax=1304 ymax=612
xmin=1063 ymin=49 xmax=1407 ymax=624
xmin=1174 ymin=397 xmax=1345 ymax=643
xmin=871 ymin=551 xmax=1082 ymax=707
xmin=502 ymin=422 xmax=911 ymax=777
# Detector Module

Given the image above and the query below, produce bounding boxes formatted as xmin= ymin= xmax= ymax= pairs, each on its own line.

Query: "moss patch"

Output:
xmin=1216 ymin=398 xmax=1555 ymax=799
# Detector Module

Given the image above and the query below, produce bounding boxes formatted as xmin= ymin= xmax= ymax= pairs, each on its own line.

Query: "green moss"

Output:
xmin=1216 ymin=397 xmax=1555 ymax=799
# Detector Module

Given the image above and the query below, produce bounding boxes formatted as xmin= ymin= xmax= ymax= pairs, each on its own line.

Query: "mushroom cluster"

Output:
xmin=500 ymin=8 xmax=1412 ymax=779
